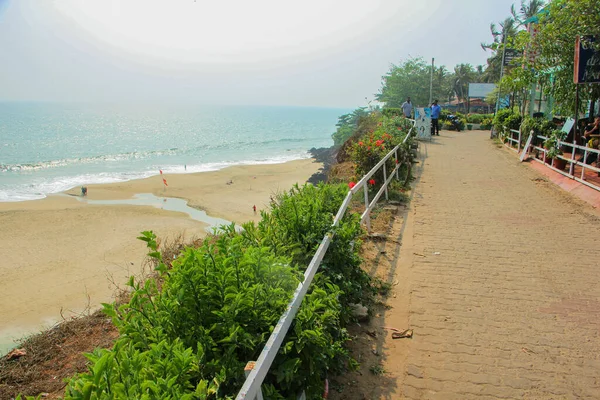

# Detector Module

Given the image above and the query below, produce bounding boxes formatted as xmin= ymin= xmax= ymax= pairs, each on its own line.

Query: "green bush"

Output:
xmin=543 ymin=129 xmax=567 ymax=159
xmin=64 ymin=182 xmax=369 ymax=399
xmin=520 ymin=116 xmax=555 ymax=139
xmin=248 ymin=183 xmax=371 ymax=317
xmin=381 ymin=108 xmax=402 ymax=118
xmin=466 ymin=114 xmax=484 ymax=124
xmin=440 ymin=109 xmax=451 ymax=121
xmin=480 ymin=118 xmax=493 ymax=130
xmin=331 ymin=108 xmax=369 ymax=147
xmin=493 ymin=109 xmax=521 ymax=134
xmin=348 ymin=116 xmax=412 ymax=187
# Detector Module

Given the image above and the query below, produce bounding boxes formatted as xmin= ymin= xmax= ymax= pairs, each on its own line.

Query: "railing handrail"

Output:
xmin=236 ymin=120 xmax=416 ymax=400
xmin=508 ymin=129 xmax=600 ymax=192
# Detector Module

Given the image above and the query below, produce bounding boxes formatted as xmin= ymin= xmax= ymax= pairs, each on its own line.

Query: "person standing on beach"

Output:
xmin=401 ymin=97 xmax=413 ymax=118
xmin=431 ymin=99 xmax=441 ymax=136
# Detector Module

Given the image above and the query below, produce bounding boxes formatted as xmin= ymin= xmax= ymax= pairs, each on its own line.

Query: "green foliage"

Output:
xmin=65 ymin=182 xmax=370 ymax=399
xmin=466 ymin=113 xmax=493 ymax=124
xmin=466 ymin=114 xmax=483 ymax=124
xmin=348 ymin=116 xmax=412 ymax=188
xmin=493 ymin=108 xmax=521 ymax=134
xmin=534 ymin=0 xmax=600 ymax=116
xmin=248 ymin=183 xmax=372 ymax=317
xmin=481 ymin=118 xmax=493 ymax=130
xmin=543 ymin=129 xmax=567 ymax=159
xmin=381 ymin=108 xmax=402 ymax=118
xmin=376 ymin=57 xmax=456 ymax=107
xmin=504 ymin=113 xmax=523 ymax=131
xmin=440 ymin=108 xmax=452 ymax=121
xmin=520 ymin=116 xmax=556 ymax=142
xmin=332 ymin=108 xmax=369 ymax=147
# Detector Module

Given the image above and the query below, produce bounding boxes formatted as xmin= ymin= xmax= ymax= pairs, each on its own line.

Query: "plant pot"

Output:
xmin=553 ymin=158 xmax=567 ymax=170
xmin=467 ymin=124 xmax=473 ymax=130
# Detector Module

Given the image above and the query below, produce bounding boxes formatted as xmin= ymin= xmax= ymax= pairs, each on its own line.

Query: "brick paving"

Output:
xmin=401 ymin=131 xmax=600 ymax=399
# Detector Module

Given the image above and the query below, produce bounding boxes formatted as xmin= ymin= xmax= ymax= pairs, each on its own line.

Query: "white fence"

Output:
xmin=236 ymin=120 xmax=417 ymax=400
xmin=506 ymin=128 xmax=600 ymax=192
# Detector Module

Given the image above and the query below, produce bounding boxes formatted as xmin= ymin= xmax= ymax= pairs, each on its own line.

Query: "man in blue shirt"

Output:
xmin=401 ymin=97 xmax=413 ymax=118
xmin=431 ymin=99 xmax=441 ymax=136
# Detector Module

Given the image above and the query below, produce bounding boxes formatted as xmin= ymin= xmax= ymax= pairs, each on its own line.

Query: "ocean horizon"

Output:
xmin=0 ymin=103 xmax=347 ymax=202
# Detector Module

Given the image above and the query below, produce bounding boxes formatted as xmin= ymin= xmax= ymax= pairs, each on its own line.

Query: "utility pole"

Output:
xmin=429 ymin=57 xmax=435 ymax=106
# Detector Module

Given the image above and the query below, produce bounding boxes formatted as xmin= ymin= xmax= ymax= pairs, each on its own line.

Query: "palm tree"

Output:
xmin=511 ymin=0 xmax=545 ymax=26
xmin=481 ymin=17 xmax=518 ymax=52
xmin=453 ymin=64 xmax=475 ymax=104
xmin=480 ymin=17 xmax=518 ymax=83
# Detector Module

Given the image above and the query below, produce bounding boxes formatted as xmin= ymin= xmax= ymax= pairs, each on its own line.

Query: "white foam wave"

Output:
xmin=0 ymin=152 xmax=312 ymax=202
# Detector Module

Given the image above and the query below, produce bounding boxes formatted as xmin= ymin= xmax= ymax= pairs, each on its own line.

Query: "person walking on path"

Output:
xmin=401 ymin=97 xmax=413 ymax=118
xmin=431 ymin=99 xmax=441 ymax=136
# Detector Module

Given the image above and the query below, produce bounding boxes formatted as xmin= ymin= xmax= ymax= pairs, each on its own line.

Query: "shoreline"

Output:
xmin=0 ymin=158 xmax=323 ymax=354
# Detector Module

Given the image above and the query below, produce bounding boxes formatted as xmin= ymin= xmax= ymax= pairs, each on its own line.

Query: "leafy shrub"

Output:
xmin=504 ymin=113 xmax=522 ymax=131
xmin=467 ymin=114 xmax=484 ymax=124
xmin=440 ymin=109 xmax=451 ymax=121
xmin=480 ymin=118 xmax=493 ymax=130
xmin=348 ymin=116 xmax=412 ymax=187
xmin=520 ymin=116 xmax=556 ymax=139
xmin=493 ymin=109 xmax=521 ymax=135
xmin=64 ymin=182 xmax=369 ymax=399
xmin=381 ymin=108 xmax=402 ymax=118
xmin=331 ymin=108 xmax=369 ymax=147
xmin=543 ymin=129 xmax=567 ymax=159
xmin=247 ymin=183 xmax=371 ymax=317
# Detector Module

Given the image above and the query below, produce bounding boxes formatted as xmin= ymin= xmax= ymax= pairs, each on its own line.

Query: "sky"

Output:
xmin=0 ymin=0 xmax=518 ymax=108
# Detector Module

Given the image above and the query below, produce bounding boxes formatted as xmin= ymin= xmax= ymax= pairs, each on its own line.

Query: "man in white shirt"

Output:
xmin=401 ymin=97 xmax=413 ymax=118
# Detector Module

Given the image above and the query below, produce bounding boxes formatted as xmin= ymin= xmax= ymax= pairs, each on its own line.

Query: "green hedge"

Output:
xmin=61 ymin=183 xmax=371 ymax=400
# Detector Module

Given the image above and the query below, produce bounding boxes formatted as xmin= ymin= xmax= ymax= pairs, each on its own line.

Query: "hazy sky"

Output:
xmin=0 ymin=0 xmax=517 ymax=108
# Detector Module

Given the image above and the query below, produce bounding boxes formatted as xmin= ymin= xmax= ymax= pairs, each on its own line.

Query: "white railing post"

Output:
xmin=244 ymin=362 xmax=264 ymax=400
xmin=363 ymin=185 xmax=371 ymax=232
xmin=394 ymin=149 xmax=399 ymax=180
xmin=569 ymin=141 xmax=576 ymax=176
xmin=383 ymin=163 xmax=389 ymax=201
xmin=517 ymin=130 xmax=522 ymax=152
xmin=581 ymin=147 xmax=588 ymax=180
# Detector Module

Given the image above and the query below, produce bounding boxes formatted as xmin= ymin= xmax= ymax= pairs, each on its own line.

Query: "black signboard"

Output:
xmin=503 ymin=49 xmax=522 ymax=67
xmin=574 ymin=35 xmax=600 ymax=84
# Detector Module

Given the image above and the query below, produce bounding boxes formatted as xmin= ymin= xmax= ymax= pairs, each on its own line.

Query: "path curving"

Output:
xmin=392 ymin=131 xmax=600 ymax=399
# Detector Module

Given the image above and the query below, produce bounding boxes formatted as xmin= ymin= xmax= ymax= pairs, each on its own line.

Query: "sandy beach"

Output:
xmin=0 ymin=158 xmax=322 ymax=353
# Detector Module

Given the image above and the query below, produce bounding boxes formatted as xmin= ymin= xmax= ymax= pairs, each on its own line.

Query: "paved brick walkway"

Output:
xmin=401 ymin=131 xmax=600 ymax=399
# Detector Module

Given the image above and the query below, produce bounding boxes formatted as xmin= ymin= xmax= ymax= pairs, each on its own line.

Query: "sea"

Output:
xmin=0 ymin=103 xmax=345 ymax=202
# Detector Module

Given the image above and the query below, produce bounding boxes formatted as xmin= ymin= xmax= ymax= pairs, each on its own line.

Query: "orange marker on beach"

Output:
xmin=253 ymin=205 xmax=257 ymax=214
xmin=163 ymin=178 xmax=168 ymax=187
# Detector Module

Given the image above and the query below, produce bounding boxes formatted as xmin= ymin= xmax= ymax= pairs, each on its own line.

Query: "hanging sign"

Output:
xmin=503 ymin=49 xmax=522 ymax=67
xmin=574 ymin=35 xmax=600 ymax=84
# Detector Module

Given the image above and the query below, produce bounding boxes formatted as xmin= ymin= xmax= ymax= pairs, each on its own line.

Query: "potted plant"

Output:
xmin=543 ymin=129 xmax=568 ymax=170
xmin=467 ymin=123 xmax=473 ymax=130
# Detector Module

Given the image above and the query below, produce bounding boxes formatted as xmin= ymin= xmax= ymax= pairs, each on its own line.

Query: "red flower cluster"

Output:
xmin=358 ymin=141 xmax=364 ymax=146
xmin=348 ymin=182 xmax=356 ymax=189
xmin=368 ymin=179 xmax=376 ymax=186
xmin=375 ymin=140 xmax=384 ymax=147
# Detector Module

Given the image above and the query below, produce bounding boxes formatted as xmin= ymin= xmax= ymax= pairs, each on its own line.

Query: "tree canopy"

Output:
xmin=376 ymin=57 xmax=481 ymax=108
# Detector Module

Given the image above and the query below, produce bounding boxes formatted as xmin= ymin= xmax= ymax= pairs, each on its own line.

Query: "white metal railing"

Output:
xmin=505 ymin=129 xmax=522 ymax=153
xmin=521 ymin=131 xmax=600 ymax=192
xmin=236 ymin=120 xmax=417 ymax=400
